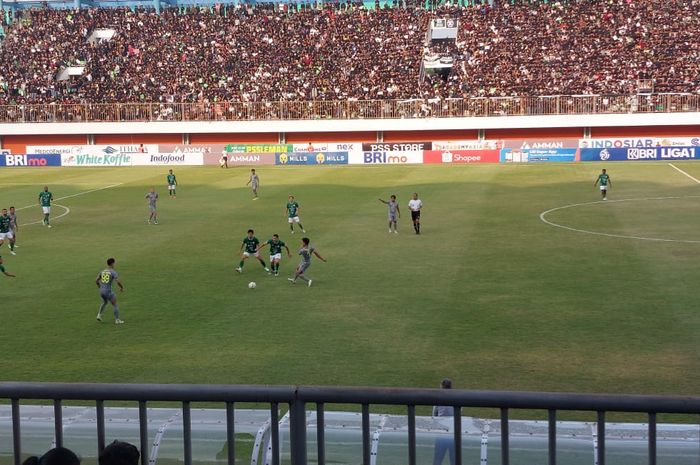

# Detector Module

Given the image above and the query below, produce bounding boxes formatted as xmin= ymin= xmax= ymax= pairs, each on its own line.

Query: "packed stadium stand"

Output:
xmin=0 ymin=0 xmax=698 ymax=108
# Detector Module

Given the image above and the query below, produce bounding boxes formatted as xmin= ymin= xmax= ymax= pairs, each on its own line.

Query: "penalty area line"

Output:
xmin=669 ymin=163 xmax=700 ymax=184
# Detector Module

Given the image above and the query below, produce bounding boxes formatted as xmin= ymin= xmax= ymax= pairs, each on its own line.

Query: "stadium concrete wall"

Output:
xmin=2 ymin=112 xmax=700 ymax=156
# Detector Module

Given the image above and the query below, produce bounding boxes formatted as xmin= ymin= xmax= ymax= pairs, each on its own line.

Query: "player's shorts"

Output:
xmin=251 ymin=183 xmax=259 ymax=190
xmin=270 ymin=253 xmax=282 ymax=261
xmin=389 ymin=213 xmax=397 ymax=222
xmin=168 ymin=185 xmax=176 ymax=190
xmin=288 ymin=216 xmax=301 ymax=223
xmin=298 ymin=261 xmax=311 ymax=273
xmin=42 ymin=206 xmax=51 ymax=214
xmin=100 ymin=291 xmax=116 ymax=302
xmin=243 ymin=251 xmax=260 ymax=258
xmin=600 ymin=185 xmax=608 ymax=191
xmin=149 ymin=204 xmax=157 ymax=212
xmin=0 ymin=231 xmax=13 ymax=240
xmin=411 ymin=210 xmax=421 ymax=221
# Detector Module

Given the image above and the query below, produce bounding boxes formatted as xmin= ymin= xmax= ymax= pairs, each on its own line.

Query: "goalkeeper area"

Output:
xmin=1 ymin=405 xmax=697 ymax=465
xmin=1 ymin=163 xmax=700 ymax=398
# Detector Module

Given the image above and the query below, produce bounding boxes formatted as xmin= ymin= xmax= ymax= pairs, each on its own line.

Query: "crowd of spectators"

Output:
xmin=0 ymin=0 xmax=698 ymax=106
xmin=429 ymin=0 xmax=700 ymax=98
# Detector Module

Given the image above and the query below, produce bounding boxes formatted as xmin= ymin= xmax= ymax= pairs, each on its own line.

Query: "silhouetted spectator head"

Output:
xmin=99 ymin=441 xmax=140 ymax=465
xmin=22 ymin=447 xmax=80 ymax=465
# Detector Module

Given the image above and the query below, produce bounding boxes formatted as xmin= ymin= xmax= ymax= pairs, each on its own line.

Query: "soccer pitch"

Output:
xmin=1 ymin=162 xmax=700 ymax=396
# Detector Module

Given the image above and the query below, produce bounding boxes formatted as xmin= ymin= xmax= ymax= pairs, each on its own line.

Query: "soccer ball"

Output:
xmin=248 ymin=282 xmax=257 ymax=289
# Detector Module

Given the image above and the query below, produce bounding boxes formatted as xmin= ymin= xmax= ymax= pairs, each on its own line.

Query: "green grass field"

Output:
xmin=1 ymin=162 xmax=700 ymax=397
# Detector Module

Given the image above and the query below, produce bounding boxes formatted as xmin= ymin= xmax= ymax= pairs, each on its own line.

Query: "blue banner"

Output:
xmin=580 ymin=147 xmax=699 ymax=162
xmin=276 ymin=152 xmax=348 ymax=165
xmin=0 ymin=154 xmax=61 ymax=167
xmin=500 ymin=148 xmax=576 ymax=163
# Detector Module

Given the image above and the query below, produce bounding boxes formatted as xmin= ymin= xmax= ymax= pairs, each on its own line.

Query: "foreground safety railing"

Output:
xmin=0 ymin=93 xmax=698 ymax=123
xmin=1 ymin=382 xmax=699 ymax=465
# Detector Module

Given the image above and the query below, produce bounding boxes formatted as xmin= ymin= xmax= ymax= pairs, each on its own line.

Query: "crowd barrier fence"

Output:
xmin=0 ymin=94 xmax=698 ymax=123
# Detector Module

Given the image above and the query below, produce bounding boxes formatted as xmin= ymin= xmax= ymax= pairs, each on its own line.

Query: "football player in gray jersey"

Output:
xmin=288 ymin=237 xmax=326 ymax=287
xmin=96 ymin=258 xmax=125 ymax=324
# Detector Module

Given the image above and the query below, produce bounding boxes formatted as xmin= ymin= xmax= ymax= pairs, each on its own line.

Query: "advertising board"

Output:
xmin=226 ymin=144 xmax=293 ymax=153
xmin=292 ymin=142 xmax=361 ymax=153
xmin=578 ymin=138 xmax=700 ymax=149
xmin=433 ymin=140 xmax=502 ymax=151
xmin=423 ymin=150 xmax=499 ymax=164
xmin=276 ymin=152 xmax=348 ymax=165
xmin=0 ymin=154 xmax=62 ymax=167
xmin=580 ymin=147 xmax=699 ymax=162
xmin=131 ymin=153 xmax=204 ymax=166
xmin=353 ymin=151 xmax=424 ymax=164
xmin=500 ymin=148 xmax=577 ymax=163
xmin=27 ymin=144 xmax=158 ymax=157
xmin=61 ymin=153 xmax=132 ymax=167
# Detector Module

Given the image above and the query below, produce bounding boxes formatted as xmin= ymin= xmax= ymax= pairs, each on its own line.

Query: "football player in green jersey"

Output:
xmin=0 ymin=209 xmax=16 ymax=255
xmin=236 ymin=229 xmax=269 ymax=273
xmin=8 ymin=206 xmax=17 ymax=248
xmin=38 ymin=186 xmax=53 ymax=227
xmin=257 ymin=234 xmax=291 ymax=276
xmin=594 ymin=169 xmax=611 ymax=200
xmin=286 ymin=195 xmax=306 ymax=234
xmin=167 ymin=169 xmax=178 ymax=199
xmin=0 ymin=255 xmax=16 ymax=277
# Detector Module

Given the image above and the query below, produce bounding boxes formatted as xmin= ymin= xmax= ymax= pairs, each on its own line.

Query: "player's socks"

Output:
xmin=298 ymin=275 xmax=309 ymax=282
xmin=113 ymin=305 xmax=119 ymax=320
xmin=239 ymin=261 xmax=244 ymax=268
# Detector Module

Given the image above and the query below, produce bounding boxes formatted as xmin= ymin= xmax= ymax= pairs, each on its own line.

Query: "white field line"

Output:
xmin=539 ymin=195 xmax=700 ymax=244
xmin=13 ymin=183 xmax=122 ymax=226
xmin=669 ymin=163 xmax=700 ymax=184
xmin=21 ymin=204 xmax=70 ymax=226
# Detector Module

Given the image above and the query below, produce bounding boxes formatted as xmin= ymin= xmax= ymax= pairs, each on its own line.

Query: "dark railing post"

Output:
xmin=270 ymin=403 xmax=280 ymax=465
xmin=316 ymin=403 xmax=325 ymax=465
xmin=12 ymin=398 xmax=21 ymax=465
xmin=597 ymin=411 xmax=605 ymax=465
xmin=407 ymin=405 xmax=416 ymax=465
xmin=225 ymin=402 xmax=235 ymax=465
xmin=362 ymin=404 xmax=371 ymax=465
xmin=182 ymin=401 xmax=192 ymax=465
xmin=139 ymin=401 xmax=149 ymax=465
xmin=501 ymin=408 xmax=509 ymax=465
xmin=54 ymin=399 xmax=63 ymax=448
xmin=453 ymin=406 xmax=462 ymax=465
xmin=96 ymin=400 xmax=106 ymax=453
xmin=648 ymin=412 xmax=656 ymax=465
xmin=289 ymin=398 xmax=307 ymax=465
xmin=548 ymin=409 xmax=556 ymax=465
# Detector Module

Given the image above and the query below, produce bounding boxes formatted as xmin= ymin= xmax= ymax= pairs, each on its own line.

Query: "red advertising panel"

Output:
xmin=424 ymin=150 xmax=500 ymax=164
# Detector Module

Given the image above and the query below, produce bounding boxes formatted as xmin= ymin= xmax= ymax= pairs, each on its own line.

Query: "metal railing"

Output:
xmin=0 ymin=93 xmax=698 ymax=123
xmin=1 ymin=382 xmax=700 ymax=465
